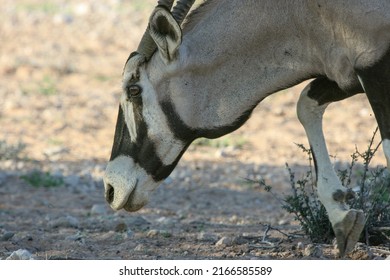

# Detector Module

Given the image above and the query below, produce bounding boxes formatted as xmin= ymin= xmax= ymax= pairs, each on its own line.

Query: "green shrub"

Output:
xmin=21 ymin=171 xmax=63 ymax=188
xmin=0 ymin=140 xmax=26 ymax=160
xmin=257 ymin=128 xmax=390 ymax=247
xmin=193 ymin=135 xmax=247 ymax=149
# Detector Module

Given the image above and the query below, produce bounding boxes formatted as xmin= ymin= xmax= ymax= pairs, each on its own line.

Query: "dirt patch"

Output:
xmin=0 ymin=0 xmax=389 ymax=260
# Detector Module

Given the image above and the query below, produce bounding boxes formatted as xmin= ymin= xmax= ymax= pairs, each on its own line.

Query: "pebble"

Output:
xmin=134 ymin=244 xmax=145 ymax=252
xmin=90 ymin=204 xmax=108 ymax=215
xmin=126 ymin=216 xmax=150 ymax=228
xmin=197 ymin=232 xmax=218 ymax=242
xmin=48 ymin=215 xmax=79 ymax=228
xmin=278 ymin=219 xmax=288 ymax=226
xmin=43 ymin=147 xmax=69 ymax=160
xmin=147 ymin=229 xmax=159 ymax=238
xmin=114 ymin=222 xmax=128 ymax=232
xmin=297 ymin=242 xmax=305 ymax=250
xmin=65 ymin=232 xmax=84 ymax=242
xmin=0 ymin=231 xmax=15 ymax=241
xmin=99 ymin=231 xmax=116 ymax=240
xmin=156 ymin=217 xmax=177 ymax=226
xmin=64 ymin=175 xmax=80 ymax=187
xmin=216 ymin=236 xmax=234 ymax=247
xmin=124 ymin=230 xmax=134 ymax=239
xmin=6 ymin=249 xmax=34 ymax=260
xmin=303 ymin=244 xmax=323 ymax=258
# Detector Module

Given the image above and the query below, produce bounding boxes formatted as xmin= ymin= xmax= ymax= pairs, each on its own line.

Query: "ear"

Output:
xmin=149 ymin=7 xmax=182 ymax=64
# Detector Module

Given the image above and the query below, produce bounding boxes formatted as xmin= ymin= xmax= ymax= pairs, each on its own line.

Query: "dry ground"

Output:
xmin=0 ymin=0 xmax=389 ymax=260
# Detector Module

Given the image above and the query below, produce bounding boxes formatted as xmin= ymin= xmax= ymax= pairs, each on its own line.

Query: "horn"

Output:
xmin=136 ymin=0 xmax=195 ymax=60
xmin=158 ymin=0 xmax=175 ymax=8
xmin=172 ymin=0 xmax=196 ymax=25
xmin=136 ymin=0 xmax=175 ymax=60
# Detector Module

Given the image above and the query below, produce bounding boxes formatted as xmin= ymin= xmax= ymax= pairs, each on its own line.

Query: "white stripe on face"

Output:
xmin=121 ymin=96 xmax=138 ymax=143
xmin=139 ymin=69 xmax=185 ymax=166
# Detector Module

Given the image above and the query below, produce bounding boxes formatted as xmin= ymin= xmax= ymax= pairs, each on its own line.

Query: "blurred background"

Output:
xmin=0 ymin=0 xmax=159 ymax=164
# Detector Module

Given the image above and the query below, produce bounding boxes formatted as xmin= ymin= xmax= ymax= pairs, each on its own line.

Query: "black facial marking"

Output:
xmin=109 ymin=106 xmax=129 ymax=161
xmin=108 ymin=97 xmax=187 ymax=182
xmin=160 ymin=99 xmax=256 ymax=141
xmin=109 ymin=92 xmax=258 ymax=182
xmin=355 ymin=48 xmax=390 ymax=140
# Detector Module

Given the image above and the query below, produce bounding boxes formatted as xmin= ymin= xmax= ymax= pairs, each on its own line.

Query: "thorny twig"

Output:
xmin=259 ymin=222 xmax=303 ymax=241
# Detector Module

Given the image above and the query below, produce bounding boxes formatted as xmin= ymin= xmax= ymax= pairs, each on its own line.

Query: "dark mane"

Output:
xmin=182 ymin=0 xmax=218 ymax=33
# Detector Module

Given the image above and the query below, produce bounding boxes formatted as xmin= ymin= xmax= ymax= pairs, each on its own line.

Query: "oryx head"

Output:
xmin=103 ymin=0 xmax=196 ymax=212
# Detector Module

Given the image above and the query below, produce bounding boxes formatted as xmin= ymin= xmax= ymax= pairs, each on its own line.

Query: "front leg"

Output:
xmin=297 ymin=78 xmax=364 ymax=257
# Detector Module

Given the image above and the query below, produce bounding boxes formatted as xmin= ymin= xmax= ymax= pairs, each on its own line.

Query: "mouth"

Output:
xmin=104 ymin=179 xmax=138 ymax=211
xmin=123 ymin=188 xmax=145 ymax=212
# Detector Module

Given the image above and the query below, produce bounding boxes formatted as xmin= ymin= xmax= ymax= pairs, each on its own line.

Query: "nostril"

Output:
xmin=106 ymin=184 xmax=115 ymax=204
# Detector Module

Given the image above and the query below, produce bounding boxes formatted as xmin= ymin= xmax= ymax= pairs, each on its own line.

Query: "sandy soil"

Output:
xmin=0 ymin=0 xmax=389 ymax=260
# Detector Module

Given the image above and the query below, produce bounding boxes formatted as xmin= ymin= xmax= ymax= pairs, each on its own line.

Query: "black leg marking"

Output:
xmin=356 ymin=49 xmax=390 ymax=140
xmin=307 ymin=77 xmax=362 ymax=106
xmin=332 ymin=188 xmax=355 ymax=203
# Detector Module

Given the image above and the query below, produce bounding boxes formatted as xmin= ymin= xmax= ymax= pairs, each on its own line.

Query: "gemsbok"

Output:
xmin=103 ymin=0 xmax=390 ymax=256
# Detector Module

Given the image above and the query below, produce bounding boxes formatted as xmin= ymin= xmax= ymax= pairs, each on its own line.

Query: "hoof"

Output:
xmin=332 ymin=189 xmax=356 ymax=202
xmin=333 ymin=209 xmax=365 ymax=257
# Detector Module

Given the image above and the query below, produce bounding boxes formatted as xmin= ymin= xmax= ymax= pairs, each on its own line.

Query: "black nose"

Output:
xmin=105 ymin=184 xmax=115 ymax=204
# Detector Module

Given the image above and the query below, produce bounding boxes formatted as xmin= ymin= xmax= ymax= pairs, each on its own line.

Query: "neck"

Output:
xmin=158 ymin=0 xmax=322 ymax=138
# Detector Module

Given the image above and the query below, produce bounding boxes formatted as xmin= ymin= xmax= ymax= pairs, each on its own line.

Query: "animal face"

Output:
xmin=103 ymin=5 xmax=193 ymax=211
xmin=104 ymin=59 xmax=189 ymax=211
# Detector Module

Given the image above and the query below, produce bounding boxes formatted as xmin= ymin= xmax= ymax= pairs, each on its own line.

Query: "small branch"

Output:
xmin=259 ymin=222 xmax=301 ymax=239
xmin=371 ymin=227 xmax=390 ymax=231
xmin=369 ymin=247 xmax=390 ymax=256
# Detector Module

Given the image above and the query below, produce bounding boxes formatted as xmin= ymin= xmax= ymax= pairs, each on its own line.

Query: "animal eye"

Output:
xmin=126 ymin=85 xmax=142 ymax=99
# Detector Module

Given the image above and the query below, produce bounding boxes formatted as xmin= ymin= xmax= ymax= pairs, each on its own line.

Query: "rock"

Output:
xmin=134 ymin=244 xmax=145 ymax=252
xmin=156 ymin=217 xmax=177 ymax=226
xmin=6 ymin=249 xmax=34 ymax=260
xmin=147 ymin=229 xmax=159 ymax=238
xmin=43 ymin=147 xmax=69 ymax=160
xmin=114 ymin=222 xmax=128 ymax=232
xmin=124 ymin=230 xmax=134 ymax=239
xmin=278 ymin=219 xmax=288 ymax=226
xmin=90 ymin=204 xmax=108 ymax=215
xmin=303 ymin=244 xmax=323 ymax=258
xmin=8 ymin=232 xmax=33 ymax=242
xmin=127 ymin=216 xmax=150 ymax=228
xmin=64 ymin=175 xmax=80 ymax=187
xmin=197 ymin=232 xmax=218 ymax=242
xmin=297 ymin=242 xmax=305 ymax=250
xmin=229 ymin=215 xmax=239 ymax=223
xmin=386 ymin=255 xmax=390 ymax=260
xmin=65 ymin=232 xmax=84 ymax=242
xmin=216 ymin=236 xmax=234 ymax=247
xmin=0 ymin=231 xmax=15 ymax=241
xmin=48 ymin=215 xmax=79 ymax=228
xmin=99 ymin=231 xmax=116 ymax=240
